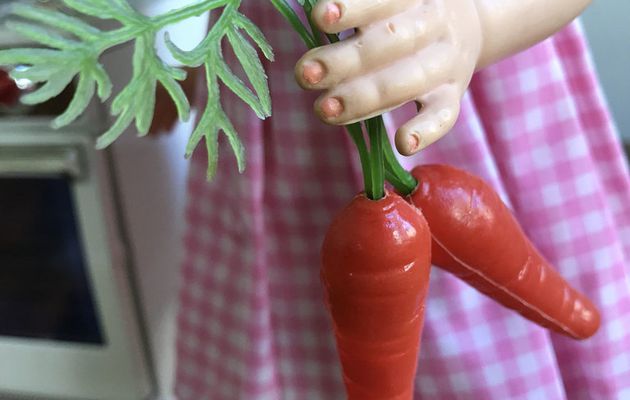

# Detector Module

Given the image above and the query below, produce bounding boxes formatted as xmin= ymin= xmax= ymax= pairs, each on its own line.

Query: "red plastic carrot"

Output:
xmin=0 ymin=70 xmax=19 ymax=107
xmin=408 ymin=164 xmax=600 ymax=339
xmin=321 ymin=191 xmax=431 ymax=400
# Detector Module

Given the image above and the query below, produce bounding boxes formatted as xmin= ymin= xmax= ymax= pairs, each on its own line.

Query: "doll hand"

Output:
xmin=295 ymin=0 xmax=482 ymax=155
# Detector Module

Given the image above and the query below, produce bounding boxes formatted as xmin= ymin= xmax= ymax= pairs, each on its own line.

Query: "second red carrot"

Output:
xmin=409 ymin=164 xmax=600 ymax=340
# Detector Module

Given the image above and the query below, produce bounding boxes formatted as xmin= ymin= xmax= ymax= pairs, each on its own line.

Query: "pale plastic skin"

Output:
xmin=295 ymin=0 xmax=592 ymax=155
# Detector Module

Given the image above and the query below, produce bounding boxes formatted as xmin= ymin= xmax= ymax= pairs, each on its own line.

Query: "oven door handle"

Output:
xmin=0 ymin=145 xmax=84 ymax=178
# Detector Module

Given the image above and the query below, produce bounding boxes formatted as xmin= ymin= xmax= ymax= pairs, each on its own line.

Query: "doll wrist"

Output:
xmin=473 ymin=0 xmax=592 ymax=70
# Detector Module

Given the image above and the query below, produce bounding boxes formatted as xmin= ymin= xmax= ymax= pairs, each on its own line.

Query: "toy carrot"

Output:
xmin=0 ymin=69 xmax=19 ymax=107
xmin=409 ymin=164 xmax=601 ymax=339
xmin=321 ymin=191 xmax=431 ymax=400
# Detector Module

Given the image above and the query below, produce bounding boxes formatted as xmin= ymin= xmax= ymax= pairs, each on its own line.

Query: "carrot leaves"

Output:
xmin=0 ymin=0 xmax=274 ymax=179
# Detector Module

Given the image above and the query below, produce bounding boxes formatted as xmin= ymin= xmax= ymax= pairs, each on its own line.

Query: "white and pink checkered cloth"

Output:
xmin=174 ymin=3 xmax=630 ymax=399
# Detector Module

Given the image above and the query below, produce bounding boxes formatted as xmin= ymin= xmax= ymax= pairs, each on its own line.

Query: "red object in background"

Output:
xmin=0 ymin=69 xmax=20 ymax=107
xmin=321 ymin=192 xmax=431 ymax=400
xmin=409 ymin=164 xmax=601 ymax=340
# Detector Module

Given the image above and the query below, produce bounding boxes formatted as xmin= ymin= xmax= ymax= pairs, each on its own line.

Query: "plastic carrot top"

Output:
xmin=0 ymin=0 xmax=419 ymax=198
xmin=0 ymin=0 xmax=274 ymax=179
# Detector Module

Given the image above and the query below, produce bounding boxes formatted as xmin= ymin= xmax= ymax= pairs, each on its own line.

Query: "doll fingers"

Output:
xmin=296 ymin=12 xmax=441 ymax=90
xmin=312 ymin=0 xmax=417 ymax=33
xmin=395 ymin=85 xmax=461 ymax=155
xmin=314 ymin=46 xmax=454 ymax=125
xmin=314 ymin=58 xmax=438 ymax=125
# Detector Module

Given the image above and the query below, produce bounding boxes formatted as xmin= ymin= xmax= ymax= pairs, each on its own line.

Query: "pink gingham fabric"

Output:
xmin=174 ymin=2 xmax=630 ymax=399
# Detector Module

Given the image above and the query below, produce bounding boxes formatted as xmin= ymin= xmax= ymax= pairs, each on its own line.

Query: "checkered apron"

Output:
xmin=174 ymin=3 xmax=630 ymax=399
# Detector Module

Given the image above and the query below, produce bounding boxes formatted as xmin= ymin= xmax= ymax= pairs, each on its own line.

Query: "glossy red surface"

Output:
xmin=321 ymin=192 xmax=431 ymax=400
xmin=409 ymin=164 xmax=600 ymax=340
xmin=0 ymin=70 xmax=19 ymax=107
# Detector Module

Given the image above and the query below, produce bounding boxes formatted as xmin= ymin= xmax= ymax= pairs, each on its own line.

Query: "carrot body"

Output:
xmin=409 ymin=164 xmax=600 ymax=339
xmin=0 ymin=70 xmax=19 ymax=107
xmin=321 ymin=192 xmax=431 ymax=400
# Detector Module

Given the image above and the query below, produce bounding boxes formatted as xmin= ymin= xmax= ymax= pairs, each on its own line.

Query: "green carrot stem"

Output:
xmin=301 ymin=2 xmax=323 ymax=47
xmin=346 ymin=122 xmax=373 ymax=197
xmin=326 ymin=33 xmax=339 ymax=44
xmin=385 ymin=168 xmax=407 ymax=192
xmin=377 ymin=117 xmax=418 ymax=195
xmin=366 ymin=117 xmax=385 ymax=200
xmin=269 ymin=2 xmax=419 ymax=199
xmin=269 ymin=0 xmax=317 ymax=49
xmin=152 ymin=0 xmax=231 ymax=28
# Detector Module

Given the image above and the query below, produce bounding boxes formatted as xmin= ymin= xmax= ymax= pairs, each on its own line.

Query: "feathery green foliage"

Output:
xmin=0 ymin=0 xmax=274 ymax=179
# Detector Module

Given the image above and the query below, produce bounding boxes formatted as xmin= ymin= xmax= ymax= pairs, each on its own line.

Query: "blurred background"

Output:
xmin=0 ymin=1 xmax=628 ymax=400
xmin=582 ymin=2 xmax=630 ymax=145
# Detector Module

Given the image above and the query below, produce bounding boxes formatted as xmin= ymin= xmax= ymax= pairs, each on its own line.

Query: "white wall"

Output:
xmin=104 ymin=1 xmax=207 ymax=399
xmin=581 ymin=2 xmax=630 ymax=140
xmin=109 ymin=122 xmax=190 ymax=400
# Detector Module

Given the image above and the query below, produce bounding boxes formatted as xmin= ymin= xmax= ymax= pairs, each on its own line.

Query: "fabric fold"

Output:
xmin=174 ymin=4 xmax=630 ymax=398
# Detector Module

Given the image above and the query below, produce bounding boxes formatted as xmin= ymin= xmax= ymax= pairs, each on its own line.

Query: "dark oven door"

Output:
xmin=0 ymin=145 xmax=104 ymax=345
xmin=0 ymin=130 xmax=151 ymax=400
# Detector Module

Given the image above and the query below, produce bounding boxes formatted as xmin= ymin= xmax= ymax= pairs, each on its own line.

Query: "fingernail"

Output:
xmin=302 ymin=60 xmax=326 ymax=85
xmin=321 ymin=97 xmax=344 ymax=118
xmin=324 ymin=3 xmax=341 ymax=25
xmin=407 ymin=132 xmax=422 ymax=152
